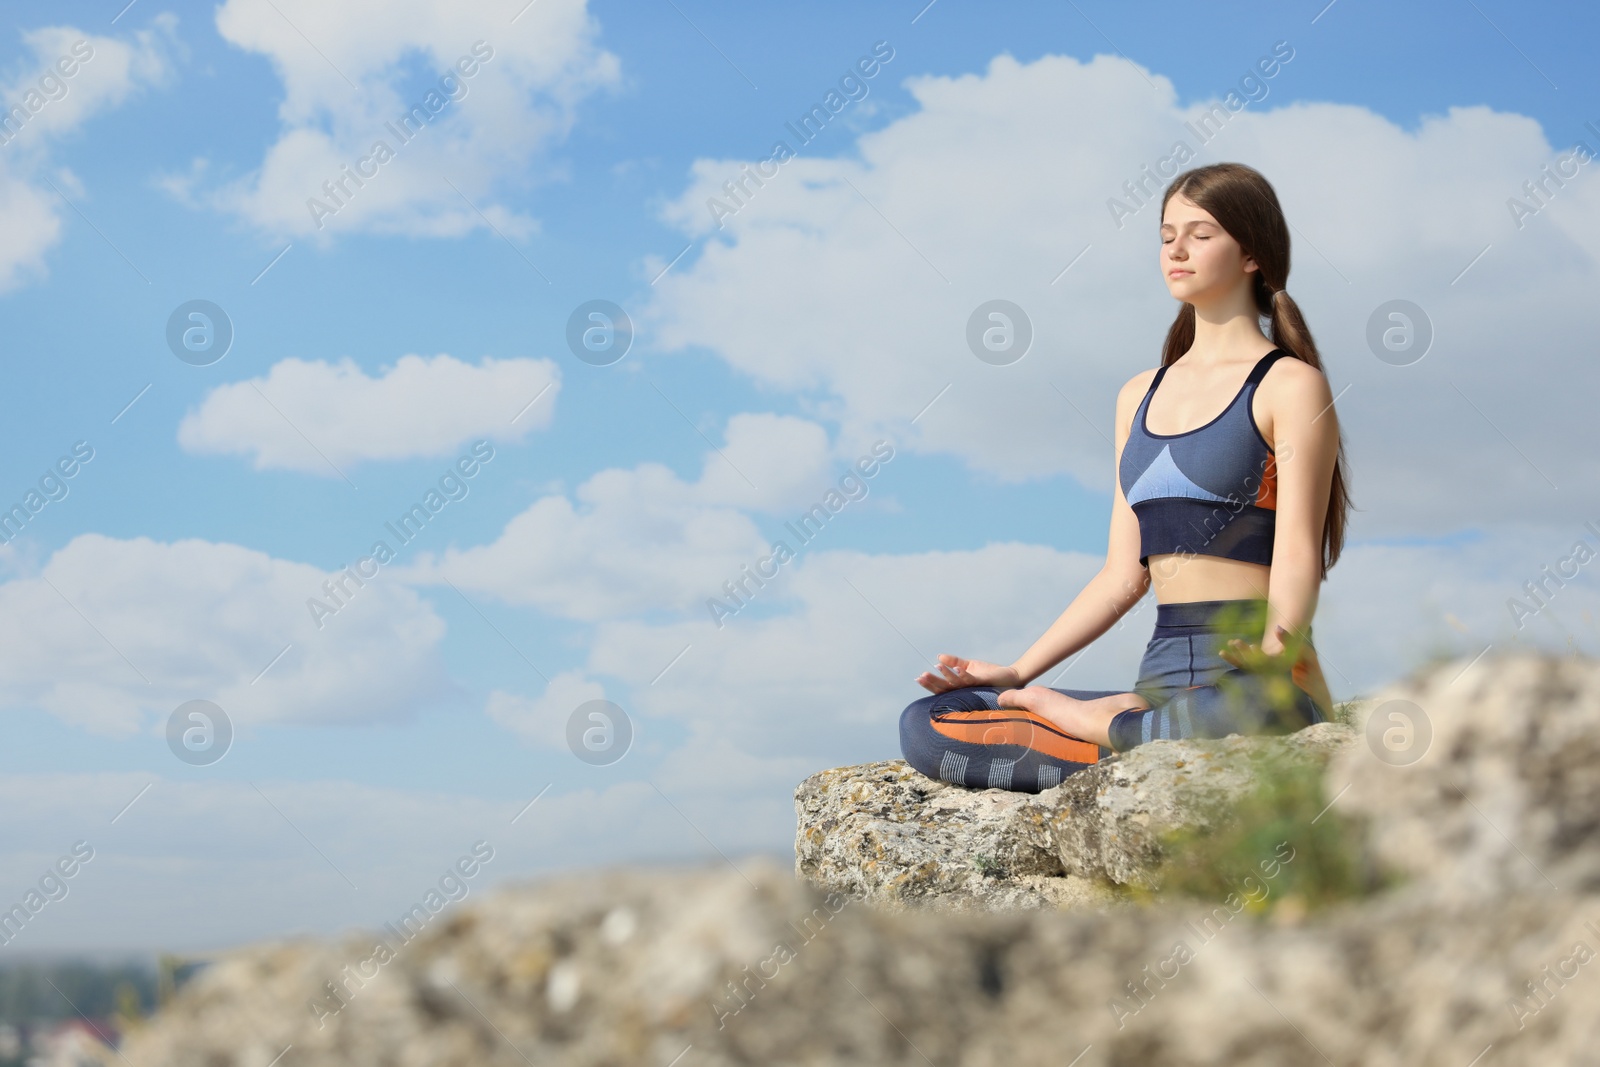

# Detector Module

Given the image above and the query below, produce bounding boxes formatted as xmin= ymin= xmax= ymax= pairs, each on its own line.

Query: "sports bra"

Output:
xmin=1118 ymin=349 xmax=1287 ymax=568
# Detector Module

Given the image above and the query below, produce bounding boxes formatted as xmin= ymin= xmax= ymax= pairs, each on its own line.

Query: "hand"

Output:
xmin=915 ymin=654 xmax=1021 ymax=694
xmin=1220 ymin=625 xmax=1303 ymax=672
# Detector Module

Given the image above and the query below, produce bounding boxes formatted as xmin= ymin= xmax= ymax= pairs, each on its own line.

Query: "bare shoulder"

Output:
xmin=1261 ymin=353 xmax=1333 ymax=405
xmin=1117 ymin=367 xmax=1160 ymax=405
xmin=1113 ymin=368 xmax=1159 ymax=443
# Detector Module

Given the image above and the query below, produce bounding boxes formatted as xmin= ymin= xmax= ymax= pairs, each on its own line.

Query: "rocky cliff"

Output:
xmin=112 ymin=653 xmax=1600 ymax=1066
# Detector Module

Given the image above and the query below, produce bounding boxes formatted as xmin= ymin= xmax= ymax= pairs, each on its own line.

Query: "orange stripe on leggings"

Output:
xmin=929 ymin=708 xmax=1102 ymax=765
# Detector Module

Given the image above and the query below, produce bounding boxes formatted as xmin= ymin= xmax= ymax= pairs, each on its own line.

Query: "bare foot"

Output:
xmin=996 ymin=687 xmax=1148 ymax=749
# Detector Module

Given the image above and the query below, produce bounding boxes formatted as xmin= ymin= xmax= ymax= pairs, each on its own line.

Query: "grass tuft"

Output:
xmin=1154 ymin=751 xmax=1388 ymax=916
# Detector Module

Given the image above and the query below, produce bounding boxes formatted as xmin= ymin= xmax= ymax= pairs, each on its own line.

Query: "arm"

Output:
xmin=915 ymin=371 xmax=1154 ymax=694
xmin=1257 ymin=359 xmax=1339 ymax=655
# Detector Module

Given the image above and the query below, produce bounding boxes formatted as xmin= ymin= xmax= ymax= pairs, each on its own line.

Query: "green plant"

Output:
xmin=1156 ymin=751 xmax=1386 ymax=914
xmin=971 ymin=854 xmax=1006 ymax=879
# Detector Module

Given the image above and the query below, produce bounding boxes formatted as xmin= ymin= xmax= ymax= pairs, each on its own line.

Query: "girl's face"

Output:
xmin=1160 ymin=193 xmax=1256 ymax=304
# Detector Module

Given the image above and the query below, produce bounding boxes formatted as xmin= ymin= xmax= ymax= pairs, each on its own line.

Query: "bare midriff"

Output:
xmin=1146 ymin=553 xmax=1271 ymax=604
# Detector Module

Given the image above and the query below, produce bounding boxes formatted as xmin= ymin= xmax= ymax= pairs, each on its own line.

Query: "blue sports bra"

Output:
xmin=1118 ymin=350 xmax=1287 ymax=568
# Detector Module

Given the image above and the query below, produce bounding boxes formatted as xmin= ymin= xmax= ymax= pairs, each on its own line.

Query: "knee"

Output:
xmin=1214 ymin=671 xmax=1321 ymax=734
xmin=899 ymin=691 xmax=941 ymax=723
xmin=898 ymin=691 xmax=953 ymax=778
xmin=898 ymin=693 xmax=936 ymax=750
xmin=898 ymin=687 xmax=1002 ymax=778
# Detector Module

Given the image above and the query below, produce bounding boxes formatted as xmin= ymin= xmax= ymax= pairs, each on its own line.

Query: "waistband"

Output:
xmin=1152 ymin=598 xmax=1272 ymax=638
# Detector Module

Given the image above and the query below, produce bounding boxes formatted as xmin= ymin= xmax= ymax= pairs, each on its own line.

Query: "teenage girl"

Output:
xmin=899 ymin=162 xmax=1350 ymax=794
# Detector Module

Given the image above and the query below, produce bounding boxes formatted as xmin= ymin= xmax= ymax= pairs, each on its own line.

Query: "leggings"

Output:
xmin=897 ymin=598 xmax=1330 ymax=794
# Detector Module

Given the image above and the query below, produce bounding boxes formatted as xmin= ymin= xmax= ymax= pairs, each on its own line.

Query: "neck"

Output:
xmin=1184 ymin=297 xmax=1271 ymax=364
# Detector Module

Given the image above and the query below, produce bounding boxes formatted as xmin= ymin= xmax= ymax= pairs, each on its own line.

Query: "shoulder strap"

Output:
xmin=1246 ymin=349 xmax=1290 ymax=386
xmin=1146 ymin=364 xmax=1169 ymax=394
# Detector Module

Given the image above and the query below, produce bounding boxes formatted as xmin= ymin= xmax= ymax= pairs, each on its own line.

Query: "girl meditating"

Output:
xmin=899 ymin=162 xmax=1348 ymax=794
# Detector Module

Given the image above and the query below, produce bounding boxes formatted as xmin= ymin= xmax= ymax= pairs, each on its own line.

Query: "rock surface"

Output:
xmin=794 ymin=722 xmax=1356 ymax=907
xmin=110 ymin=653 xmax=1600 ymax=1066
xmin=1333 ymin=652 xmax=1600 ymax=901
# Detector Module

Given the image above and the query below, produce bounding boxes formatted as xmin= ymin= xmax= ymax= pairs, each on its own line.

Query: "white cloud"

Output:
xmin=486 ymin=671 xmax=603 ymax=748
xmin=0 ymin=533 xmax=451 ymax=733
xmin=177 ymin=354 xmax=559 ymax=473
xmin=0 ymin=21 xmax=172 ymax=142
xmin=0 ymin=167 xmax=59 ymax=290
xmin=645 ymin=51 xmax=1600 ymax=538
xmin=697 ymin=411 xmax=836 ymax=512
xmin=188 ymin=0 xmax=620 ymax=239
xmin=396 ymin=412 xmax=842 ymax=619
xmin=0 ymin=19 xmax=173 ymax=289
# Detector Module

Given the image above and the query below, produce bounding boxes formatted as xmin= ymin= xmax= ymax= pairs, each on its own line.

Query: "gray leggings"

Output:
xmin=897 ymin=598 xmax=1326 ymax=794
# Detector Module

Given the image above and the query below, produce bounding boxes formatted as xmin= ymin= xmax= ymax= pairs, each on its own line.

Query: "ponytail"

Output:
xmin=1262 ymin=286 xmax=1351 ymax=578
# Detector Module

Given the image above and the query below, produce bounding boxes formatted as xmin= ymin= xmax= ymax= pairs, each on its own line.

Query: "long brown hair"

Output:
xmin=1157 ymin=162 xmax=1351 ymax=577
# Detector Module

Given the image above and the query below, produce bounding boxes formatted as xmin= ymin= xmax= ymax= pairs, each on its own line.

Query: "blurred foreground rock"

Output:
xmin=114 ymin=653 xmax=1600 ymax=1066
xmin=1333 ymin=652 xmax=1600 ymax=900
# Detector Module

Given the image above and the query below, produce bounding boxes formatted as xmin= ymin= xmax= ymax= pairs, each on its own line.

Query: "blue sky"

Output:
xmin=0 ymin=0 xmax=1597 ymax=953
